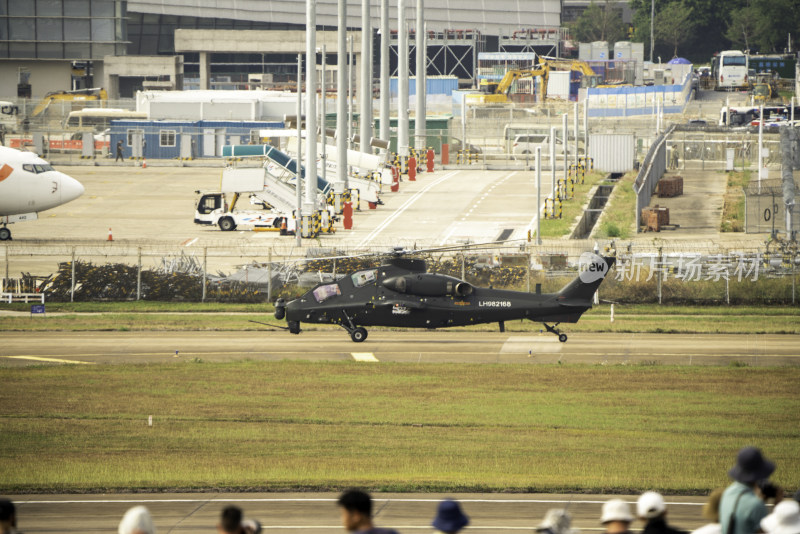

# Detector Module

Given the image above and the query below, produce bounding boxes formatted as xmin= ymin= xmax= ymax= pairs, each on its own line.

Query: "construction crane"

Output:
xmin=31 ymin=87 xmax=108 ymax=117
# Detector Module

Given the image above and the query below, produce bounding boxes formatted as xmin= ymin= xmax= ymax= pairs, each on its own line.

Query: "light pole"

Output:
xmin=650 ymin=0 xmax=655 ymax=64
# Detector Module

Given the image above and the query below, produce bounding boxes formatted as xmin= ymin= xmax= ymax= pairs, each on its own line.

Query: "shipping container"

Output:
xmin=588 ymin=133 xmax=635 ymax=172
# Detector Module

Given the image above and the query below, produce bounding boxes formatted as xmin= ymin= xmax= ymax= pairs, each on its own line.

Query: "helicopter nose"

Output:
xmin=60 ymin=173 xmax=85 ymax=203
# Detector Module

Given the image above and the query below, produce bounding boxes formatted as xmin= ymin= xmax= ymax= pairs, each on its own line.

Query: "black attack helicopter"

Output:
xmin=274 ymin=249 xmax=615 ymax=343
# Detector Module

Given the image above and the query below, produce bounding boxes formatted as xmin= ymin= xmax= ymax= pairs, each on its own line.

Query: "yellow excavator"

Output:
xmin=31 ymin=87 xmax=108 ymax=117
xmin=468 ymin=57 xmax=608 ymax=104
xmin=539 ymin=57 xmax=597 ymax=87
xmin=469 ymin=66 xmax=551 ymax=104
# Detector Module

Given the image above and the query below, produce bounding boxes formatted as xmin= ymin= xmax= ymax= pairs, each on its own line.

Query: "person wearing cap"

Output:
xmin=601 ymin=499 xmax=635 ymax=534
xmin=337 ymin=489 xmax=400 ymax=534
xmin=118 ymin=505 xmax=156 ymax=534
xmin=720 ymin=447 xmax=783 ymax=534
xmin=537 ymin=509 xmax=579 ymax=534
xmin=637 ymin=491 xmax=687 ymax=534
xmin=432 ymin=499 xmax=469 ymax=534
xmin=761 ymin=500 xmax=800 ymax=534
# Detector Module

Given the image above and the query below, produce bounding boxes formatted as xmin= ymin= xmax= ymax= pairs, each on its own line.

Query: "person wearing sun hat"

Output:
xmin=761 ymin=500 xmax=800 ymax=534
xmin=601 ymin=499 xmax=635 ymax=534
xmin=432 ymin=499 xmax=469 ymax=534
xmin=720 ymin=447 xmax=783 ymax=534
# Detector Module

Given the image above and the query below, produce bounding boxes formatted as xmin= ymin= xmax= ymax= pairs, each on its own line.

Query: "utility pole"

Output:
xmin=398 ymin=0 xmax=409 ymax=157
xmin=360 ymin=0 xmax=372 ymax=153
xmin=379 ymin=0 xmax=390 ymax=153
xmin=305 ymin=0 xmax=317 ymax=217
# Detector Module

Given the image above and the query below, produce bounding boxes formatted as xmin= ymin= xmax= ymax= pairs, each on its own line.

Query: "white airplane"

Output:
xmin=0 ymin=146 xmax=85 ymax=241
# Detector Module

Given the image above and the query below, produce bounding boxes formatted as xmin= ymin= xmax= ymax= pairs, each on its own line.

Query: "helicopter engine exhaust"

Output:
xmin=453 ymin=282 xmax=473 ymax=297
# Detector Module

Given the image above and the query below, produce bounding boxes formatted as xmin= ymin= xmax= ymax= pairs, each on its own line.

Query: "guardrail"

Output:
xmin=1 ymin=292 xmax=44 ymax=303
xmin=634 ymin=124 xmax=675 ymax=234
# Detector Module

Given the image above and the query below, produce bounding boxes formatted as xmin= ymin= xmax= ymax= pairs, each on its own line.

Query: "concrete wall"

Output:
xmin=103 ymin=56 xmax=184 ymax=99
xmin=0 ymin=61 xmax=72 ymax=99
xmin=131 ymin=0 xmax=562 ymax=33
xmin=174 ymin=29 xmax=362 ymax=55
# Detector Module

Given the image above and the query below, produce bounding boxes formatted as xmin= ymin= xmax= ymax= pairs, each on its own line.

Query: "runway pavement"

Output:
xmin=2 ymin=165 xmax=548 ymax=277
xmin=8 ymin=492 xmax=713 ymax=533
xmin=0 ymin=331 xmax=796 ymax=366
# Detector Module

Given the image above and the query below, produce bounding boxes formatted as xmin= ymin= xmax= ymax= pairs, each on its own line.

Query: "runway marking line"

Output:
xmin=2 ymin=355 xmax=93 ymax=365
xmin=15 ymin=497 xmax=704 ymax=506
xmin=351 ymin=352 xmax=379 ymax=362
xmin=357 ymin=170 xmax=459 ymax=246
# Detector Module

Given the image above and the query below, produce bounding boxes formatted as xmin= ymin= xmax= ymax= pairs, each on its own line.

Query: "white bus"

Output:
xmin=63 ymin=108 xmax=147 ymax=131
xmin=711 ymin=50 xmax=749 ymax=91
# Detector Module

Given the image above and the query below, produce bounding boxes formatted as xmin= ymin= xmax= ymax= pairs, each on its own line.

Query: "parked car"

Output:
xmin=512 ymin=133 xmax=563 ymax=158
xmin=449 ymin=137 xmax=482 ymax=155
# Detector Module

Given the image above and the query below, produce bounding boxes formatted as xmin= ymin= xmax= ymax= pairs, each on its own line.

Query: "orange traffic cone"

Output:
xmin=107 ymin=228 xmax=113 ymax=241
xmin=142 ymin=158 xmax=147 ymax=168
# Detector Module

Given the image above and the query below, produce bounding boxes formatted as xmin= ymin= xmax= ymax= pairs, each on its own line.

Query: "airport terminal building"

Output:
xmin=0 ymin=0 xmax=564 ymax=98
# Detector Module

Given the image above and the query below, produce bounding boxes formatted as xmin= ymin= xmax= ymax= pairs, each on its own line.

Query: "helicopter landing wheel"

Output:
xmin=288 ymin=321 xmax=301 ymax=335
xmin=350 ymin=327 xmax=368 ymax=343
xmin=558 ymin=333 xmax=568 ymax=343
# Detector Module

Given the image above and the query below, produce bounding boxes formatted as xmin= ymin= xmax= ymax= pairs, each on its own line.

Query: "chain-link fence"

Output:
xmin=666 ymin=128 xmax=782 ymax=172
xmin=2 ymin=240 xmax=797 ymax=305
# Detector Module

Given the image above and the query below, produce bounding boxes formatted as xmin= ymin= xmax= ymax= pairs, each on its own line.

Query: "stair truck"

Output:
xmin=194 ymin=144 xmax=335 ymax=235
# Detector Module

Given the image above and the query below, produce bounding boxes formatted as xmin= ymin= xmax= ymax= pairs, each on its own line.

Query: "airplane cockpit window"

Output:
xmin=313 ymin=283 xmax=341 ymax=303
xmin=21 ymin=164 xmax=55 ymax=174
xmin=351 ymin=269 xmax=377 ymax=287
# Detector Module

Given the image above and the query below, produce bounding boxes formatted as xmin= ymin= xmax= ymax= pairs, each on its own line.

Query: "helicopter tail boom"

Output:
xmin=555 ymin=255 xmax=615 ymax=305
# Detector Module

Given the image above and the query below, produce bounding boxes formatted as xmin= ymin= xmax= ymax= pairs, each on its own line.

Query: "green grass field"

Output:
xmin=1 ymin=304 xmax=798 ymax=334
xmin=1 ymin=361 xmax=798 ymax=493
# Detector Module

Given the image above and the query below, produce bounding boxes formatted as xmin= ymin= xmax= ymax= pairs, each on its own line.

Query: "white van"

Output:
xmin=512 ymin=133 xmax=563 ymax=158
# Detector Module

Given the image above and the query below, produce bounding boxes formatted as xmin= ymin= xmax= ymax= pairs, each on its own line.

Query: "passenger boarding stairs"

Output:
xmin=222 ymin=144 xmax=330 ymax=212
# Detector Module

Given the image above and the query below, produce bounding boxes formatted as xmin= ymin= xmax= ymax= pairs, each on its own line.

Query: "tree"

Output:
xmin=654 ymin=1 xmax=696 ymax=58
xmin=569 ymin=1 xmax=626 ymax=44
xmin=748 ymin=0 xmax=800 ymax=53
xmin=725 ymin=3 xmax=759 ymax=51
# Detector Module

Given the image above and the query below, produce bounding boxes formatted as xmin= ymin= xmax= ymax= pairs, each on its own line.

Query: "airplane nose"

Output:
xmin=60 ymin=174 xmax=85 ymax=203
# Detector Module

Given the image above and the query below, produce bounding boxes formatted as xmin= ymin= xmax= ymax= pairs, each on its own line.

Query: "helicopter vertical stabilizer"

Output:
xmin=555 ymin=254 xmax=616 ymax=305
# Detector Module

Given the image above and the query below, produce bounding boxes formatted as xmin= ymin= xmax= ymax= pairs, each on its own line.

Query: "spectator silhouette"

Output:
xmin=118 ymin=505 xmax=155 ymax=534
xmin=0 ymin=499 xmax=19 ymax=534
xmin=637 ymin=491 xmax=687 ymax=534
xmin=218 ymin=505 xmax=244 ymax=534
xmin=602 ymin=499 xmax=634 ymax=534
xmin=432 ymin=499 xmax=469 ymax=534
xmin=692 ymin=488 xmax=724 ymax=534
xmin=537 ymin=509 xmax=578 ymax=534
xmin=337 ymin=489 xmax=399 ymax=534
xmin=760 ymin=500 xmax=800 ymax=534
xmin=720 ymin=447 xmax=782 ymax=534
